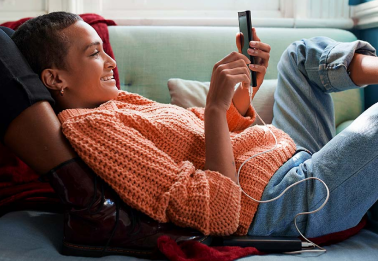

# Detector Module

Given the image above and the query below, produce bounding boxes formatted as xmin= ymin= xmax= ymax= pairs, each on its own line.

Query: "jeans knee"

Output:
xmin=277 ymin=40 xmax=308 ymax=82
xmin=280 ymin=37 xmax=335 ymax=69
xmin=279 ymin=36 xmax=337 ymax=86
xmin=280 ymin=40 xmax=305 ymax=66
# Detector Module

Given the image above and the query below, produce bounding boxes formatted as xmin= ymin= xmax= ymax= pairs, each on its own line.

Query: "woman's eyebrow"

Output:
xmin=83 ymin=41 xmax=102 ymax=52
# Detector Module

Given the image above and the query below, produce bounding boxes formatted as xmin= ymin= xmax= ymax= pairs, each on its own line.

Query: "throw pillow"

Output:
xmin=167 ymin=78 xmax=277 ymax=125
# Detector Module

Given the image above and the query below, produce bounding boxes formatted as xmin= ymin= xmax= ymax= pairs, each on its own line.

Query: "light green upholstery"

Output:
xmin=109 ymin=26 xmax=363 ymax=128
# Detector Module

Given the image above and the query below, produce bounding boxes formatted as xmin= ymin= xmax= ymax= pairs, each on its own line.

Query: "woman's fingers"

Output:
xmin=214 ymin=51 xmax=250 ymax=70
xmin=217 ymin=58 xmax=250 ymax=71
xmin=247 ymin=48 xmax=270 ymax=64
xmin=228 ymin=73 xmax=250 ymax=87
xmin=213 ymin=57 xmax=251 ymax=86
xmin=225 ymin=67 xmax=251 ymax=81
xmin=248 ymin=63 xmax=267 ymax=74
xmin=252 ymin=27 xmax=260 ymax=42
xmin=218 ymin=64 xmax=251 ymax=84
xmin=236 ymin=32 xmax=243 ymax=53
xmin=246 ymin=28 xmax=270 ymax=68
xmin=249 ymin=40 xmax=271 ymax=53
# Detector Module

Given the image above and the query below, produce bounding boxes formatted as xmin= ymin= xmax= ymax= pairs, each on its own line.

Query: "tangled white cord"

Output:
xmin=236 ymin=85 xmax=330 ymax=254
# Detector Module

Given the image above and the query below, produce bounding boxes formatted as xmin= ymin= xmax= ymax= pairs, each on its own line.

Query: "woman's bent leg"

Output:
xmin=249 ymin=37 xmax=378 ymax=237
xmin=0 ymin=27 xmax=76 ymax=174
xmin=272 ymin=36 xmax=376 ymax=153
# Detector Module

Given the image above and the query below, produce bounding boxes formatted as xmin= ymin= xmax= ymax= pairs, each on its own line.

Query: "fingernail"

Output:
xmin=250 ymin=41 xmax=256 ymax=46
xmin=248 ymin=48 xmax=255 ymax=54
xmin=249 ymin=64 xmax=255 ymax=68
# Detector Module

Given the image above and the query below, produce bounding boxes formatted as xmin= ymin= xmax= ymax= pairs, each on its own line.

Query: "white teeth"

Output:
xmin=101 ymin=76 xmax=114 ymax=81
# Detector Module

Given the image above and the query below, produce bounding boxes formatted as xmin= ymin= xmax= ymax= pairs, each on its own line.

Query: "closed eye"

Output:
xmin=90 ymin=50 xmax=100 ymax=57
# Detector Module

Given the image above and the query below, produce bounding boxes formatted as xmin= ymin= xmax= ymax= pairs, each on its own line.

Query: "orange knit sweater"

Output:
xmin=58 ymin=91 xmax=296 ymax=236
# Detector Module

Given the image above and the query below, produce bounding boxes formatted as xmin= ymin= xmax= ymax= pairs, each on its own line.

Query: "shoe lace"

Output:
xmin=128 ymin=204 xmax=141 ymax=236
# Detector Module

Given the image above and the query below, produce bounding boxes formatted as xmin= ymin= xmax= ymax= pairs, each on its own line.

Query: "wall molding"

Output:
xmin=46 ymin=0 xmax=84 ymax=14
xmin=0 ymin=0 xmax=362 ymax=30
xmin=351 ymin=1 xmax=378 ymax=30
xmin=111 ymin=17 xmax=295 ymax=27
xmin=111 ymin=17 xmax=355 ymax=29
xmin=294 ymin=18 xmax=353 ymax=29
xmin=0 ymin=11 xmax=45 ymax=23
xmin=101 ymin=0 xmax=354 ymax=28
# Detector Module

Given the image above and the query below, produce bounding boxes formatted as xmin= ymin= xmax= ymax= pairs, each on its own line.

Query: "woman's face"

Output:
xmin=54 ymin=20 xmax=120 ymax=110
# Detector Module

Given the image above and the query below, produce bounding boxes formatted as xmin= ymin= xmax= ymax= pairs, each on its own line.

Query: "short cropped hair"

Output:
xmin=12 ymin=12 xmax=83 ymax=76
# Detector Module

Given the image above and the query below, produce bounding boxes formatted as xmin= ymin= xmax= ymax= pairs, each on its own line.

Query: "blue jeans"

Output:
xmin=248 ymin=36 xmax=378 ymax=238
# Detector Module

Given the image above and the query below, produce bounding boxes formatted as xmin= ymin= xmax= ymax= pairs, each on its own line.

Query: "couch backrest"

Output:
xmin=109 ymin=26 xmax=363 ymax=126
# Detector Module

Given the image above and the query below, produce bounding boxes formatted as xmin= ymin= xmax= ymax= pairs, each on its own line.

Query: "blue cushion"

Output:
xmin=0 ymin=211 xmax=149 ymax=261
xmin=1 ymin=211 xmax=378 ymax=261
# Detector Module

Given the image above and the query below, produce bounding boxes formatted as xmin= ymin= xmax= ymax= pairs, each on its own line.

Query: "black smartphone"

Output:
xmin=238 ymin=10 xmax=257 ymax=87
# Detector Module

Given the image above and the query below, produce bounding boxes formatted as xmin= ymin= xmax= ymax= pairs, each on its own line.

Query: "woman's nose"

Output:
xmin=104 ymin=53 xmax=117 ymax=69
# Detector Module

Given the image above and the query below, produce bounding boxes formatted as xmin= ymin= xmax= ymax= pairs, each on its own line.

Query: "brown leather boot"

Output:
xmin=46 ymin=158 xmax=211 ymax=259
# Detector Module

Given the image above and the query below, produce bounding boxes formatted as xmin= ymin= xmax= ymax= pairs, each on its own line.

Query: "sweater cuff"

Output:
xmin=206 ymin=171 xmax=242 ymax=235
xmin=226 ymin=102 xmax=256 ymax=132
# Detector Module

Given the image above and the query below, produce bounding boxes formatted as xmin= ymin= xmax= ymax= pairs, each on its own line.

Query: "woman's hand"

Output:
xmin=206 ymin=51 xmax=251 ymax=113
xmin=235 ymin=27 xmax=271 ymax=99
xmin=205 ymin=51 xmax=250 ymax=183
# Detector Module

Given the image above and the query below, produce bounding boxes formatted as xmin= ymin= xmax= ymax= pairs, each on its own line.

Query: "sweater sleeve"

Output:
xmin=60 ymin=110 xmax=241 ymax=236
xmin=188 ymin=102 xmax=256 ymax=132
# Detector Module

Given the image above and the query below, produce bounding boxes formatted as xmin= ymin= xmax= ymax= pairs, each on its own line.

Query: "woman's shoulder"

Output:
xmin=115 ymin=90 xmax=155 ymax=105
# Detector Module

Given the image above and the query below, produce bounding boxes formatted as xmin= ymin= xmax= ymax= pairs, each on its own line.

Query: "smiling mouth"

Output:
xmin=100 ymin=76 xmax=114 ymax=81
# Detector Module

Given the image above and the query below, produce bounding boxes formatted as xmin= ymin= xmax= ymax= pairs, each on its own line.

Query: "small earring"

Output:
xmin=60 ymin=88 xmax=64 ymax=96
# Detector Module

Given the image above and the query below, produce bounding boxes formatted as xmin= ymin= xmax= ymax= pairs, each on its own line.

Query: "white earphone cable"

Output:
xmin=236 ymin=85 xmax=329 ymax=254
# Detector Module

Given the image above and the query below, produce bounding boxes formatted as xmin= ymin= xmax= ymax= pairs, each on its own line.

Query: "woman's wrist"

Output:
xmin=205 ymin=103 xmax=228 ymax=116
xmin=232 ymin=83 xmax=250 ymax=116
xmin=204 ymin=104 xmax=237 ymax=183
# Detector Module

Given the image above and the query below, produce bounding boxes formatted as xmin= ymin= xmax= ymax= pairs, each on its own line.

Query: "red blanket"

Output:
xmin=0 ymin=13 xmax=119 ymax=212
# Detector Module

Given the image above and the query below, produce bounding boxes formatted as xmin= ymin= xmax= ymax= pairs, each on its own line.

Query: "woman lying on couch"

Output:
xmin=1 ymin=11 xmax=378 ymax=258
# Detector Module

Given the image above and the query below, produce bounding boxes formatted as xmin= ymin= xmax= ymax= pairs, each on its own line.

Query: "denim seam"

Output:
xmin=310 ymin=80 xmax=320 ymax=148
xmin=310 ymin=152 xmax=378 ymax=211
xmin=322 ymin=41 xmax=369 ymax=92
xmin=319 ymin=42 xmax=340 ymax=93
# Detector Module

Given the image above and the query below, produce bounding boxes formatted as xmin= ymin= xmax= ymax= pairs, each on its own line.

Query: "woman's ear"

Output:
xmin=41 ymin=69 xmax=65 ymax=91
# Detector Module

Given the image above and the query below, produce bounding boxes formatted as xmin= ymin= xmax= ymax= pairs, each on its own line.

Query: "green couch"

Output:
xmin=1 ymin=26 xmax=377 ymax=261
xmin=109 ymin=26 xmax=364 ymax=132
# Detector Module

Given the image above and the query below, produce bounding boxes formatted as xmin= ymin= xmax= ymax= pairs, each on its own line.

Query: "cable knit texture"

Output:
xmin=58 ymin=91 xmax=296 ymax=236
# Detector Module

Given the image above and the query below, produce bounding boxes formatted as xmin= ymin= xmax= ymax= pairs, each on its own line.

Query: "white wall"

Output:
xmin=0 ymin=0 xmax=46 ymax=22
xmin=0 ymin=0 xmax=366 ymax=29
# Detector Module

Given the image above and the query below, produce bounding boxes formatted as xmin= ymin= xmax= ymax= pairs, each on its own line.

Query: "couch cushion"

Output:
xmin=1 ymin=210 xmax=378 ymax=261
xmin=167 ymin=78 xmax=276 ymax=124
xmin=166 ymin=77 xmax=362 ymax=127
xmin=0 ymin=211 xmax=147 ymax=261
